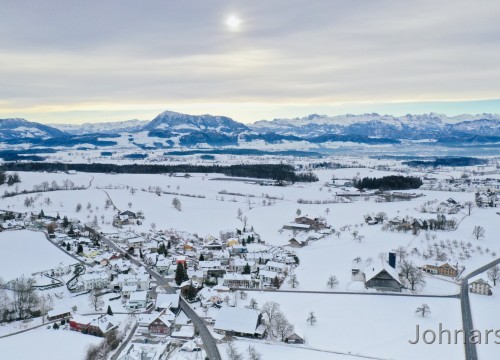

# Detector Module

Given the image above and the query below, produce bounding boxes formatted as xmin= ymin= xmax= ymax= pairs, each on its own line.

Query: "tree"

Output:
xmin=88 ymin=290 xmax=104 ymax=311
xmin=472 ymin=225 xmax=485 ymax=240
xmin=248 ymin=298 xmax=259 ymax=310
xmin=465 ymin=201 xmax=474 ymax=216
xmin=77 ymin=244 xmax=84 ymax=254
xmin=237 ymin=208 xmax=243 ymax=220
xmin=243 ymin=263 xmax=251 ymax=274
xmin=107 ymin=305 xmax=113 ymax=316
xmin=327 ymin=275 xmax=339 ymax=289
xmin=172 ymin=197 xmax=182 ymax=211
xmin=11 ymin=276 xmax=39 ymax=319
xmin=287 ymin=274 xmax=299 ymax=288
xmin=307 ymin=311 xmax=317 ymax=325
xmin=399 ymin=260 xmax=426 ymax=292
xmin=487 ymin=265 xmax=499 ymax=286
xmin=415 ymin=304 xmax=431 ymax=317
xmin=226 ymin=340 xmax=242 ymax=360
xmin=66 ymin=243 xmax=71 ymax=252
xmin=199 ymin=253 xmax=205 ymax=261
xmin=76 ymin=203 xmax=82 ymax=212
xmin=273 ymin=311 xmax=294 ymax=341
xmin=296 ymin=208 xmax=301 ymax=217
xmin=62 ymin=216 xmax=69 ymax=228
xmin=239 ymin=291 xmax=248 ymax=300
xmin=175 ymin=262 xmax=187 ymax=286
xmin=247 ymin=345 xmax=262 ymax=360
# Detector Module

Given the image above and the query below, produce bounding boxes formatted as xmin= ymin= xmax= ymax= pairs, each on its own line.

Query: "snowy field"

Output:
xmin=0 ymin=230 xmax=76 ymax=282
xmin=217 ymin=292 xmax=465 ymax=360
xmin=0 ymin=328 xmax=102 ymax=360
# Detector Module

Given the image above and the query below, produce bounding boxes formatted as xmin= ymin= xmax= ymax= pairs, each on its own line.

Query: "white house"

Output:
xmin=80 ymin=272 xmax=110 ymax=291
xmin=265 ymin=261 xmax=288 ymax=273
xmin=469 ymin=278 xmax=493 ymax=295
xmin=229 ymin=259 xmax=256 ymax=273
xmin=127 ymin=291 xmax=149 ymax=310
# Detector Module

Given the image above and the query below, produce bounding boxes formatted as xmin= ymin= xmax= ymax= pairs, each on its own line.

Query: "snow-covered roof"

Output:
xmin=156 ymin=293 xmax=180 ymax=309
xmin=214 ymin=307 xmax=259 ymax=335
xmin=129 ymin=291 xmax=148 ymax=302
xmin=364 ymin=261 xmax=402 ymax=284
xmin=265 ymin=261 xmax=287 ymax=269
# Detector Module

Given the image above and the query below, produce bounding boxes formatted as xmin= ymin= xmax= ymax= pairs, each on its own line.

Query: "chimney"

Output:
xmin=388 ymin=252 xmax=396 ymax=269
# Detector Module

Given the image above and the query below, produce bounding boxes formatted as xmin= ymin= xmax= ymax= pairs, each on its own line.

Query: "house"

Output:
xmin=229 ymin=259 xmax=256 ymax=273
xmin=47 ymin=308 xmax=72 ymax=321
xmin=155 ymin=293 xmax=180 ymax=313
xmin=126 ymin=237 xmax=144 ymax=249
xmin=214 ymin=307 xmax=266 ymax=338
xmin=70 ymin=314 xmax=118 ymax=337
xmin=282 ymin=223 xmax=311 ymax=232
xmin=285 ymin=333 xmax=305 ymax=344
xmin=222 ymin=274 xmax=260 ymax=289
xmin=86 ymin=315 xmax=119 ymax=337
xmin=119 ymin=210 xmax=137 ymax=219
xmin=265 ymin=261 xmax=287 ymax=273
xmin=148 ymin=313 xmax=173 ymax=334
xmin=423 ymin=263 xmax=458 ymax=277
xmin=127 ymin=291 xmax=149 ymax=310
xmin=259 ymin=270 xmax=279 ymax=285
xmin=469 ymin=278 xmax=492 ymax=295
xmin=199 ymin=260 xmax=225 ymax=278
xmin=364 ymin=261 xmax=402 ymax=292
xmin=80 ymin=272 xmax=109 ymax=291
xmin=197 ymin=287 xmax=222 ymax=306
xmin=171 ymin=325 xmax=195 ymax=340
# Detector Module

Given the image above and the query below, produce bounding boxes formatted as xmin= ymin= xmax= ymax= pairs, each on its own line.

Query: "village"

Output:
xmin=0 ymin=159 xmax=499 ymax=360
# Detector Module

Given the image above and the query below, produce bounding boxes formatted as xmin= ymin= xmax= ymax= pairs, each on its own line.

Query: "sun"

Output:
xmin=225 ymin=15 xmax=242 ymax=31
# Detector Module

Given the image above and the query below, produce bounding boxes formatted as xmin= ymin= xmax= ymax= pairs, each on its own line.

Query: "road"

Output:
xmin=234 ymin=287 xmax=459 ymax=299
xmin=98 ymin=233 xmax=222 ymax=360
xmin=460 ymin=257 xmax=500 ymax=360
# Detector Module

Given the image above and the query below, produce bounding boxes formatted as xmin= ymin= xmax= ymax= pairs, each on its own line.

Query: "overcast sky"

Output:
xmin=1 ymin=0 xmax=500 ymax=124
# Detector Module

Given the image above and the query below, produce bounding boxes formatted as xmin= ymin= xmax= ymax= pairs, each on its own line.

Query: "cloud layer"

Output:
xmin=1 ymin=0 xmax=500 ymax=123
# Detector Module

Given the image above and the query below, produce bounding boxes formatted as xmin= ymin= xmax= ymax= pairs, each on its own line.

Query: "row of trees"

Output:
xmin=1 ymin=162 xmax=318 ymax=183
xmin=354 ymin=175 xmax=423 ymax=190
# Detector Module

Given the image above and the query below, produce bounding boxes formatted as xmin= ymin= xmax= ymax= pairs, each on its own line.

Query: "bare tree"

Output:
xmin=464 ymin=201 xmax=474 ymax=216
xmin=273 ymin=311 xmax=294 ymax=341
xmin=76 ymin=203 xmax=82 ymax=212
xmin=487 ymin=265 xmax=499 ymax=286
xmin=237 ymin=208 xmax=243 ymax=221
xmin=327 ymin=275 xmax=339 ymax=289
xmin=287 ymin=274 xmax=299 ymax=288
xmin=88 ymin=289 xmax=104 ymax=311
xmin=400 ymin=260 xmax=426 ymax=292
xmin=11 ymin=276 xmax=39 ymax=319
xmin=415 ymin=304 xmax=431 ymax=317
xmin=306 ymin=311 xmax=317 ymax=325
xmin=472 ymin=225 xmax=485 ymax=240
xmin=226 ymin=339 xmax=242 ymax=360
xmin=247 ymin=345 xmax=262 ymax=360
xmin=296 ymin=209 xmax=301 ymax=217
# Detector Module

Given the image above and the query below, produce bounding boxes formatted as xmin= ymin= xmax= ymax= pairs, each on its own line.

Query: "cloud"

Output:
xmin=1 ymin=0 xmax=500 ymax=123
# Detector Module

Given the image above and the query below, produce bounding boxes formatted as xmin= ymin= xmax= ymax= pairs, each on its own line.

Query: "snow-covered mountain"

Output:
xmin=1 ymin=111 xmax=500 ymax=150
xmin=250 ymin=113 xmax=500 ymax=138
xmin=52 ymin=119 xmax=148 ymax=135
xmin=144 ymin=111 xmax=250 ymax=133
xmin=0 ymin=118 xmax=67 ymax=140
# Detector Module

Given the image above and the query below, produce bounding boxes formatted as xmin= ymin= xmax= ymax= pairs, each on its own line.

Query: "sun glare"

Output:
xmin=226 ymin=15 xmax=241 ymax=31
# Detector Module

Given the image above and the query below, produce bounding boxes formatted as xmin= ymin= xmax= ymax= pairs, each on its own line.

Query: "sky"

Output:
xmin=1 ymin=0 xmax=500 ymax=124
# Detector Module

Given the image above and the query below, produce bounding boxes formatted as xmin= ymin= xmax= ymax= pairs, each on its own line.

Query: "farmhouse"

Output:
xmin=214 ymin=307 xmax=266 ymax=338
xmin=364 ymin=261 xmax=402 ymax=292
xmin=423 ymin=262 xmax=458 ymax=277
xmin=469 ymin=278 xmax=492 ymax=296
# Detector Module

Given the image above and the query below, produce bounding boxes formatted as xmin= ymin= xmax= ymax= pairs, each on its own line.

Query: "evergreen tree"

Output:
xmin=243 ymin=263 xmax=251 ymax=274
xmin=66 ymin=243 xmax=71 ymax=252
xmin=39 ymin=209 xmax=45 ymax=219
xmin=77 ymin=244 xmax=83 ymax=254
xmin=175 ymin=262 xmax=185 ymax=286
xmin=199 ymin=253 xmax=205 ymax=261
xmin=107 ymin=305 xmax=113 ymax=316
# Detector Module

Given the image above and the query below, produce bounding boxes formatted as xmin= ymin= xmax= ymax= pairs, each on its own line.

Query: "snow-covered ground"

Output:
xmin=0 ymin=230 xmax=77 ymax=282
xmin=0 ymin=327 xmax=102 ymax=360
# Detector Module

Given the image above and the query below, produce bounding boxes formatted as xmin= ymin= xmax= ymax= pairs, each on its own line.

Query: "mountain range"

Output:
xmin=1 ymin=111 xmax=500 ymax=149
